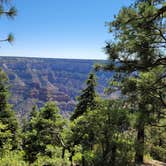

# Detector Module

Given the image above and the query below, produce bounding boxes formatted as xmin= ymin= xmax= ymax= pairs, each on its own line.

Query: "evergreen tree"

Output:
xmin=70 ymin=73 xmax=97 ymax=120
xmin=0 ymin=69 xmax=20 ymax=150
xmin=121 ymin=67 xmax=165 ymax=163
xmin=0 ymin=0 xmax=16 ymax=44
xmin=96 ymin=0 xmax=166 ymax=163
xmin=23 ymin=102 xmax=65 ymax=163
xmin=99 ymin=0 xmax=166 ymax=73
xmin=22 ymin=105 xmax=39 ymax=163
xmin=147 ymin=122 xmax=166 ymax=162
xmin=66 ymin=99 xmax=132 ymax=166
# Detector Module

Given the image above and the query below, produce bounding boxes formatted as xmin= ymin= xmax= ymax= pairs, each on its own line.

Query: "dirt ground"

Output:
xmin=141 ymin=160 xmax=166 ymax=166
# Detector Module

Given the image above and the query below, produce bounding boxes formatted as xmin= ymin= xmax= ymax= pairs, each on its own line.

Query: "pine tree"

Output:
xmin=23 ymin=102 xmax=65 ymax=163
xmin=100 ymin=0 xmax=166 ymax=73
xmin=66 ymin=99 xmax=132 ymax=166
xmin=70 ymin=73 xmax=97 ymax=120
xmin=0 ymin=69 xmax=20 ymax=150
xmin=97 ymin=0 xmax=166 ymax=163
xmin=121 ymin=67 xmax=165 ymax=162
xmin=0 ymin=0 xmax=17 ymax=44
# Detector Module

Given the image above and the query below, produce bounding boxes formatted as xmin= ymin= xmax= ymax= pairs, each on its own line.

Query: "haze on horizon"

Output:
xmin=0 ymin=0 xmax=133 ymax=60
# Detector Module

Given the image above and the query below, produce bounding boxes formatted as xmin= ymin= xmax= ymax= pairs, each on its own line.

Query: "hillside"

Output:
xmin=0 ymin=57 xmax=112 ymax=118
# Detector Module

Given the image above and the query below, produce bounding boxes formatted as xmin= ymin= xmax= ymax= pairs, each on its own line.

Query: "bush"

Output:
xmin=32 ymin=145 xmax=70 ymax=166
xmin=0 ymin=150 xmax=27 ymax=166
xmin=150 ymin=145 xmax=166 ymax=162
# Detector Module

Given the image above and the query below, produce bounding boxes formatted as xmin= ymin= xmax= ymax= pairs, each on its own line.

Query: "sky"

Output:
xmin=0 ymin=0 xmax=133 ymax=60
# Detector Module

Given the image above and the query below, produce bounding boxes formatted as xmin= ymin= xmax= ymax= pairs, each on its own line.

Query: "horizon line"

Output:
xmin=0 ymin=55 xmax=107 ymax=61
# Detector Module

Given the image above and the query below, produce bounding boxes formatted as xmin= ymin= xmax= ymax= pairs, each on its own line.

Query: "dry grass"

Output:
xmin=141 ymin=160 xmax=166 ymax=166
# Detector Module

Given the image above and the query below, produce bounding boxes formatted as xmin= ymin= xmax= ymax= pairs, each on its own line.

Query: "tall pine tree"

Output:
xmin=70 ymin=73 xmax=97 ymax=120
xmin=97 ymin=0 xmax=166 ymax=163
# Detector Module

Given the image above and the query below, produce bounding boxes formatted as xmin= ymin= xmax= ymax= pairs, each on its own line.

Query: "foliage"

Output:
xmin=146 ymin=121 xmax=166 ymax=162
xmin=96 ymin=0 xmax=166 ymax=163
xmin=66 ymin=99 xmax=135 ymax=166
xmin=98 ymin=0 xmax=166 ymax=73
xmin=70 ymin=72 xmax=97 ymax=120
xmin=0 ymin=69 xmax=20 ymax=150
xmin=0 ymin=150 xmax=27 ymax=166
xmin=32 ymin=145 xmax=70 ymax=166
xmin=23 ymin=102 xmax=66 ymax=163
xmin=0 ymin=0 xmax=16 ymax=43
xmin=0 ymin=0 xmax=165 ymax=165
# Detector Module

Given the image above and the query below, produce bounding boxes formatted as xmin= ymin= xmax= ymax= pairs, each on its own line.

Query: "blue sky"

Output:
xmin=0 ymin=0 xmax=133 ymax=59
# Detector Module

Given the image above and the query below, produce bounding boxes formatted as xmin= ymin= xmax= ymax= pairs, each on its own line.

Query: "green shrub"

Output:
xmin=0 ymin=150 xmax=27 ymax=166
xmin=32 ymin=145 xmax=70 ymax=166
xmin=150 ymin=145 xmax=166 ymax=162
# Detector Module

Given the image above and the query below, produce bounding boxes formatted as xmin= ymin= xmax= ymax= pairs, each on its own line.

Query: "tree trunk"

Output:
xmin=69 ymin=150 xmax=74 ymax=166
xmin=82 ymin=155 xmax=85 ymax=166
xmin=103 ymin=129 xmax=110 ymax=159
xmin=135 ymin=120 xmax=145 ymax=163
xmin=61 ymin=147 xmax=65 ymax=159
xmin=110 ymin=143 xmax=117 ymax=166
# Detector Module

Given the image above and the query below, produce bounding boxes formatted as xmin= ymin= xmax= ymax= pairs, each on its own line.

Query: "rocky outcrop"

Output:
xmin=0 ymin=57 xmax=112 ymax=118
